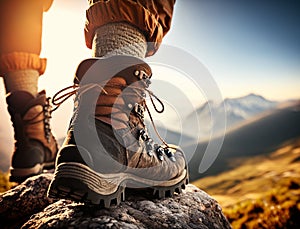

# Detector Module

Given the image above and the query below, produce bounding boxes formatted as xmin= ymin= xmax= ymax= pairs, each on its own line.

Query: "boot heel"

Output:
xmin=47 ymin=162 xmax=125 ymax=208
xmin=9 ymin=164 xmax=43 ymax=183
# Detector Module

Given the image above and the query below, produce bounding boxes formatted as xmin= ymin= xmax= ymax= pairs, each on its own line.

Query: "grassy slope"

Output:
xmin=0 ymin=171 xmax=16 ymax=193
xmin=193 ymin=138 xmax=300 ymax=228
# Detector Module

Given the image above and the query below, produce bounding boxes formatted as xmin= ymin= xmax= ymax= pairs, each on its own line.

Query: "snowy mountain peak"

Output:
xmin=184 ymin=94 xmax=278 ymax=138
xmin=223 ymin=94 xmax=277 ymax=119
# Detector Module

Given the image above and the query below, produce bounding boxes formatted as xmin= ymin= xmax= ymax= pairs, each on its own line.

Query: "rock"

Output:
xmin=0 ymin=173 xmax=56 ymax=229
xmin=0 ymin=174 xmax=232 ymax=229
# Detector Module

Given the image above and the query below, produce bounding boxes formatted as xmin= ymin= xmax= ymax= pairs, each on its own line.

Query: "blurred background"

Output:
xmin=0 ymin=1 xmax=299 ymax=228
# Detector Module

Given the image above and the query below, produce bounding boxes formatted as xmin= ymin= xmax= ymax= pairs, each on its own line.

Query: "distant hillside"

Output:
xmin=184 ymin=93 xmax=278 ymax=139
xmin=188 ymin=101 xmax=300 ymax=181
xmin=192 ymin=137 xmax=300 ymax=228
xmin=147 ymin=124 xmax=196 ymax=148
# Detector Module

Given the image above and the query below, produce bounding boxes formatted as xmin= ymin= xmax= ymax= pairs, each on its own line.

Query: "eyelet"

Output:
xmin=139 ymin=129 xmax=148 ymax=141
xmin=164 ymin=148 xmax=176 ymax=162
xmin=134 ymin=103 xmax=145 ymax=119
xmin=156 ymin=147 xmax=165 ymax=161
xmin=127 ymin=103 xmax=133 ymax=109
xmin=134 ymin=70 xmax=140 ymax=76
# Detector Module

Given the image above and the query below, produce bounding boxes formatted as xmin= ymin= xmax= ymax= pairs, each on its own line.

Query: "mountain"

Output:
xmin=184 ymin=93 xmax=278 ymax=139
xmin=223 ymin=93 xmax=277 ymax=119
xmin=187 ymin=100 xmax=300 ymax=181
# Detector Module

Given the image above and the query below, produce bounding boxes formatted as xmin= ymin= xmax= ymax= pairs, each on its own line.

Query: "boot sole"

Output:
xmin=9 ymin=161 xmax=55 ymax=183
xmin=47 ymin=162 xmax=188 ymax=208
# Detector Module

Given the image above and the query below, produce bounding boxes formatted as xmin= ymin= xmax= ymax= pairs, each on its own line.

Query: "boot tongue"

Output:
xmin=6 ymin=91 xmax=37 ymax=115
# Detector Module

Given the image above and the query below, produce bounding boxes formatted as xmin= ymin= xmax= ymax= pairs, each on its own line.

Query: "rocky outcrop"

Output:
xmin=0 ymin=173 xmax=232 ymax=229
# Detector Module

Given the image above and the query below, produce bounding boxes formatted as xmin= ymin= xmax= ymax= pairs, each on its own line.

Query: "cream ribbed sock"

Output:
xmin=4 ymin=69 xmax=39 ymax=96
xmin=92 ymin=23 xmax=147 ymax=58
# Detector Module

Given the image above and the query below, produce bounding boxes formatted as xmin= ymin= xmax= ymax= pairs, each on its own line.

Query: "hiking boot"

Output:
xmin=7 ymin=90 xmax=58 ymax=182
xmin=47 ymin=56 xmax=188 ymax=207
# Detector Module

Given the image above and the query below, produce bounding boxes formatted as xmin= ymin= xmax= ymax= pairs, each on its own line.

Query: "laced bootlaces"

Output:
xmin=50 ymin=73 xmax=182 ymax=160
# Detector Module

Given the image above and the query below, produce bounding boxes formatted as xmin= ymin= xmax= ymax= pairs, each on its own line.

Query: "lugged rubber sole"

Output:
xmin=47 ymin=162 xmax=188 ymax=208
xmin=9 ymin=160 xmax=55 ymax=183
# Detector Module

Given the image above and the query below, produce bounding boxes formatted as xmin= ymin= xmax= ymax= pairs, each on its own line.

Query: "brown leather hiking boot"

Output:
xmin=47 ymin=56 xmax=188 ymax=207
xmin=7 ymin=90 xmax=58 ymax=182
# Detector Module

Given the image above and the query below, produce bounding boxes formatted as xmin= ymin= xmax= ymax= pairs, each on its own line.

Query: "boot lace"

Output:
xmin=15 ymin=97 xmax=53 ymax=143
xmin=50 ymin=75 xmax=182 ymax=160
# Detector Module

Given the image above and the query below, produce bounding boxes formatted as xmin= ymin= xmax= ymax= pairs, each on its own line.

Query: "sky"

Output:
xmin=35 ymin=0 xmax=300 ymax=102
xmin=0 ymin=0 xmax=300 ymax=140
xmin=166 ymin=0 xmax=300 ymax=101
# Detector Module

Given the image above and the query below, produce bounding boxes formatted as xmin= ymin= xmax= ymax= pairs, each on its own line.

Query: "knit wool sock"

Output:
xmin=4 ymin=69 xmax=39 ymax=97
xmin=92 ymin=22 xmax=147 ymax=58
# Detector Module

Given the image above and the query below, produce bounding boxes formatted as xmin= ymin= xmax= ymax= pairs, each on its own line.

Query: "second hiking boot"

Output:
xmin=47 ymin=56 xmax=188 ymax=207
xmin=7 ymin=90 xmax=58 ymax=182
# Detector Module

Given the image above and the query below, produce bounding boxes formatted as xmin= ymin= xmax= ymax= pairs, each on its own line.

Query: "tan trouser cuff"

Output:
xmin=85 ymin=0 xmax=163 ymax=57
xmin=0 ymin=52 xmax=47 ymax=76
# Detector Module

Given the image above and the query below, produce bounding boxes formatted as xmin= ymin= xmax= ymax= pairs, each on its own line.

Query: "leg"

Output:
xmin=85 ymin=0 xmax=176 ymax=57
xmin=0 ymin=0 xmax=58 ymax=182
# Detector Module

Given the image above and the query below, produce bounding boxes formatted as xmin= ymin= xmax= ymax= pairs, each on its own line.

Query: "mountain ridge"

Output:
xmin=183 ymin=93 xmax=279 ymax=139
